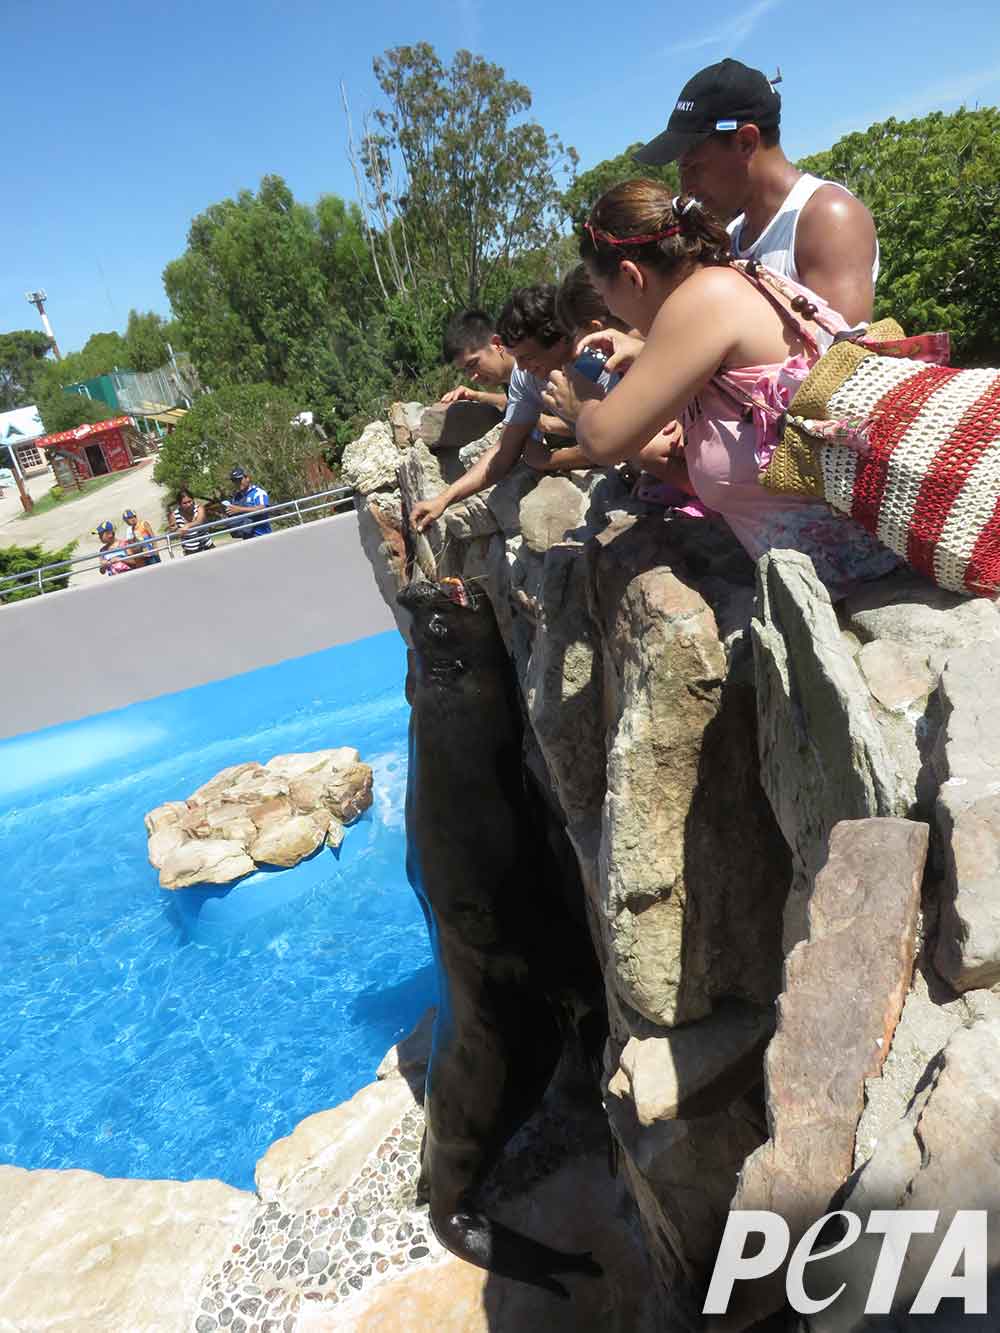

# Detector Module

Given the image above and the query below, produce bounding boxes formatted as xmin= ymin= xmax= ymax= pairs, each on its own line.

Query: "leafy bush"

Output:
xmin=0 ymin=541 xmax=77 ymax=601
xmin=799 ymin=107 xmax=1000 ymax=364
xmin=154 ymin=383 xmax=324 ymax=502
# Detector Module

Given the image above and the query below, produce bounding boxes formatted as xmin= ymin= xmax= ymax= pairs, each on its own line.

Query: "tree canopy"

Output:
xmin=561 ymin=146 xmax=678 ymax=231
xmin=358 ymin=44 xmax=577 ymax=311
xmin=153 ymin=382 xmax=324 ymax=503
xmin=125 ymin=310 xmax=180 ymax=372
xmin=0 ymin=330 xmax=53 ymax=412
xmin=798 ymin=107 xmax=1000 ymax=363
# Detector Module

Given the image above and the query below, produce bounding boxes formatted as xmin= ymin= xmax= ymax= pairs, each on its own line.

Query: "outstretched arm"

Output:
xmin=411 ymin=420 xmax=534 ymax=531
xmin=574 ymin=269 xmax=739 ymax=464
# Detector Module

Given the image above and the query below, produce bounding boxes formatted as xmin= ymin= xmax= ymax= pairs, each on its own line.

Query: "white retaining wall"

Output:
xmin=1 ymin=511 xmax=395 ymax=740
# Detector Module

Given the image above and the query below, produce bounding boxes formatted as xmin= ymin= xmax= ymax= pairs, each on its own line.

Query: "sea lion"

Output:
xmin=398 ymin=574 xmax=604 ymax=1299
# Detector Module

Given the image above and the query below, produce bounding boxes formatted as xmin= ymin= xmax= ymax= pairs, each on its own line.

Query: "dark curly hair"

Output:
xmin=496 ymin=285 xmax=566 ymax=350
xmin=580 ymin=180 xmax=732 ymax=278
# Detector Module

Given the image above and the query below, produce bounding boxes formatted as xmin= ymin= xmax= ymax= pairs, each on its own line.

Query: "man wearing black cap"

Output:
xmin=223 ymin=466 xmax=273 ymax=538
xmin=635 ymin=59 xmax=878 ymax=325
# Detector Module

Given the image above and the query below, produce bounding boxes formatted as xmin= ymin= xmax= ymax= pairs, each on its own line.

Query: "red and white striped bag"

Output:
xmin=748 ymin=265 xmax=1000 ymax=597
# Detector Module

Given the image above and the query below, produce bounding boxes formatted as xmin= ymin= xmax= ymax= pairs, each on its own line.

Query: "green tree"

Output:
xmin=153 ymin=383 xmax=323 ymax=501
xmin=0 ymin=541 xmax=76 ymax=601
xmin=359 ymin=44 xmax=577 ymax=307
xmin=798 ymin=107 xmax=1000 ymax=363
xmin=163 ymin=177 xmax=373 ymax=426
xmin=125 ymin=310 xmax=178 ymax=372
xmin=561 ymin=145 xmax=679 ymax=231
xmin=37 ymin=390 xmax=116 ymax=435
xmin=0 ymin=330 xmax=53 ymax=411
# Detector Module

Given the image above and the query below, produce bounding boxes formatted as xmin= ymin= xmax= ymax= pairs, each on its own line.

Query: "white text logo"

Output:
xmin=703 ymin=1210 xmax=988 ymax=1316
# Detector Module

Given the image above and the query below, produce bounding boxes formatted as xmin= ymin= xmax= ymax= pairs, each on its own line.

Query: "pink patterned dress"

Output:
xmin=682 ymin=271 xmax=900 ymax=599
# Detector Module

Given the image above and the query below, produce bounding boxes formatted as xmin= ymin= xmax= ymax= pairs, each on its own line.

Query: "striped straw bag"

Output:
xmin=745 ymin=265 xmax=1000 ymax=597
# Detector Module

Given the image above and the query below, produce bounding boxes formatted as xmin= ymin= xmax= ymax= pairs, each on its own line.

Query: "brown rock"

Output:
xmin=143 ymin=801 xmax=189 ymax=835
xmin=326 ymin=818 xmax=345 ymax=850
xmin=287 ymin=773 xmax=327 ymax=813
xmin=0 ymin=1166 xmax=254 ymax=1332
xmin=159 ymin=838 xmax=256 ymax=890
xmin=249 ymin=815 xmax=325 ymax=868
xmin=724 ymin=817 xmax=928 ymax=1329
xmin=188 ymin=762 xmax=263 ymax=807
xmin=264 ymin=748 xmax=359 ymax=781
xmin=248 ymin=795 xmax=294 ymax=829
xmin=326 ymin=763 xmax=374 ymax=823
xmin=610 ymin=1001 xmax=775 ymax=1127
xmin=146 ymin=826 xmax=189 ymax=870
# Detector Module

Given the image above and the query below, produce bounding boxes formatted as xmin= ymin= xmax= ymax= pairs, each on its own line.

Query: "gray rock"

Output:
xmin=931 ymin=646 xmax=1000 ymax=990
xmin=809 ymin=1006 xmax=1000 ymax=1333
xmin=341 ymin=420 xmax=401 ymax=496
xmin=418 ymin=401 xmax=503 ymax=450
xmin=388 ymin=400 xmax=424 ymax=446
xmin=752 ymin=551 xmax=908 ymax=951
xmin=843 ymin=570 xmax=1000 ymax=652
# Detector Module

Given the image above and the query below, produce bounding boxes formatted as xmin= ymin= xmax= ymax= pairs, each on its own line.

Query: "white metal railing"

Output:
xmin=0 ymin=485 xmax=356 ymax=602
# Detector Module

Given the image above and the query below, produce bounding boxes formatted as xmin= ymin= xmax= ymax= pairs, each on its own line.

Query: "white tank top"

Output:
xmin=728 ymin=173 xmax=879 ymax=287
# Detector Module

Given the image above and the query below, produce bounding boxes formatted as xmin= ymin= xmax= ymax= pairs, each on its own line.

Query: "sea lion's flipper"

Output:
xmin=431 ymin=1206 xmax=602 ymax=1300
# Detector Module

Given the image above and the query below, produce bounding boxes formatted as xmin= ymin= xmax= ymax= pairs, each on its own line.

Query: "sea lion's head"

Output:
xmin=397 ymin=577 xmax=502 ymax=678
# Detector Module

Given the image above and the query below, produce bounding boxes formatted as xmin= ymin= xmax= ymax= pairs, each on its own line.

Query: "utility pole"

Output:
xmin=25 ymin=289 xmax=62 ymax=360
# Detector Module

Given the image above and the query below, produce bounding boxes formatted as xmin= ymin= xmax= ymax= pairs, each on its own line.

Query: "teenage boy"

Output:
xmin=411 ymin=287 xmax=607 ymax=533
xmin=439 ymin=309 xmax=512 ymax=411
xmin=635 ymin=59 xmax=879 ymax=324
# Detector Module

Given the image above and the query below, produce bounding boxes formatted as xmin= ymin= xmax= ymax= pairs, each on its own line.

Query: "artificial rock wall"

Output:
xmin=345 ymin=401 xmax=1000 ymax=1329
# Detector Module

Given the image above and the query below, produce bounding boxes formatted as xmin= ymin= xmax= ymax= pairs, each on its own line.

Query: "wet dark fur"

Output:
xmin=398 ymin=578 xmax=604 ymax=1299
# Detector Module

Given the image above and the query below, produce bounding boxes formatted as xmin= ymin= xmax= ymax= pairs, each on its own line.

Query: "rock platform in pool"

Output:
xmin=145 ymin=749 xmax=374 ymax=890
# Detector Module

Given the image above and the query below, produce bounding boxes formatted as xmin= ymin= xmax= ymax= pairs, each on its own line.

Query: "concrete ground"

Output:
xmin=0 ymin=462 xmax=171 ymax=588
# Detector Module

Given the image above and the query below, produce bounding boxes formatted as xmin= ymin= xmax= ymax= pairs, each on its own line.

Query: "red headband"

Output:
xmin=584 ymin=220 xmax=682 ymax=247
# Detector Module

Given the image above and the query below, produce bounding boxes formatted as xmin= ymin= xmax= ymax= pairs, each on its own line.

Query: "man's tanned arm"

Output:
xmin=795 ymin=186 xmax=878 ymax=326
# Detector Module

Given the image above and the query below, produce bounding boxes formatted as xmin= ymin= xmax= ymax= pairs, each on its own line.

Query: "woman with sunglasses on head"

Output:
xmin=542 ymin=180 xmax=898 ymax=598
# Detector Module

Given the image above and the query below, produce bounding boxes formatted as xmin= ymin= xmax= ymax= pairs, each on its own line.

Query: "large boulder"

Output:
xmin=752 ymin=551 xmax=909 ymax=950
xmin=722 ymin=817 xmax=927 ymax=1329
xmin=146 ymin=750 xmax=374 ymax=886
xmin=341 ymin=420 xmax=401 ymax=496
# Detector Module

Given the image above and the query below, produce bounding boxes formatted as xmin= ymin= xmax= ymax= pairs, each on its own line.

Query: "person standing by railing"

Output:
xmin=123 ymin=509 xmax=161 ymax=565
xmin=168 ymin=488 xmax=215 ymax=555
xmin=223 ymin=467 xmax=272 ymax=538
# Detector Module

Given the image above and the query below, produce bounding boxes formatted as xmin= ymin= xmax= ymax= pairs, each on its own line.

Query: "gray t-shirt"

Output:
xmin=502 ymin=364 xmax=618 ymax=440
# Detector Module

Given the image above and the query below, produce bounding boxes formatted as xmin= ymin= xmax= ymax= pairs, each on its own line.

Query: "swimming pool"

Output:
xmin=0 ymin=631 xmax=435 ymax=1191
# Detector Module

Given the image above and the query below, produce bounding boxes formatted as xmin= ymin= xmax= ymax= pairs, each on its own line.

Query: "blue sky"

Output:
xmin=4 ymin=0 xmax=999 ymax=354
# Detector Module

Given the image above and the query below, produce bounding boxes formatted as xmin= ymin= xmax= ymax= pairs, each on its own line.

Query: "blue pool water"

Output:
xmin=0 ymin=632 xmax=435 ymax=1191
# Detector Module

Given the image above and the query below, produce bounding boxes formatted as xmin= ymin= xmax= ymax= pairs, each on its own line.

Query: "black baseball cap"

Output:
xmin=230 ymin=466 xmax=248 ymax=482
xmin=635 ymin=59 xmax=781 ymax=165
